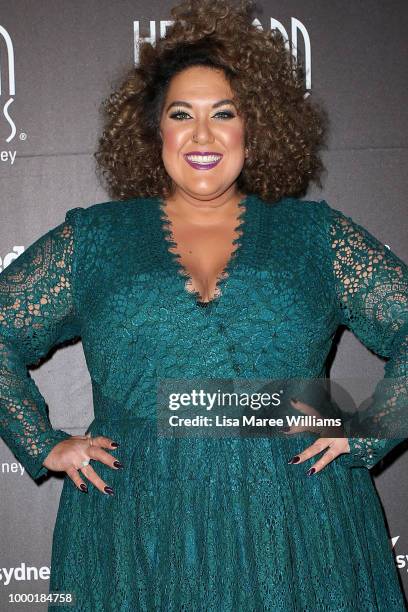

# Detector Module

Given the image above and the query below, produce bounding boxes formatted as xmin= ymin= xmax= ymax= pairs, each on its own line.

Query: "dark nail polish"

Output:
xmin=113 ymin=460 xmax=124 ymax=469
xmin=306 ymin=467 xmax=316 ymax=476
xmin=282 ymin=426 xmax=291 ymax=432
xmin=290 ymin=397 xmax=298 ymax=403
xmin=79 ymin=483 xmax=88 ymax=493
xmin=288 ymin=455 xmax=301 ymax=464
xmin=111 ymin=442 xmax=119 ymax=448
xmin=104 ymin=486 xmax=114 ymax=495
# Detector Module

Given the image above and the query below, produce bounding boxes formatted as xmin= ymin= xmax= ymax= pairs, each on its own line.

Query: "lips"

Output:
xmin=183 ymin=153 xmax=223 ymax=170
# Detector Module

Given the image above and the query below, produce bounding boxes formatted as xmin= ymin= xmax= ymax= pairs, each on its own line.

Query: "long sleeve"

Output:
xmin=0 ymin=208 xmax=83 ymax=481
xmin=324 ymin=202 xmax=408 ymax=469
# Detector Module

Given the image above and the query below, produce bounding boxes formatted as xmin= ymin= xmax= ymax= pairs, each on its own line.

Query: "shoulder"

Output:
xmin=62 ymin=198 xmax=156 ymax=269
xmin=282 ymin=196 xmax=332 ymax=218
xmin=61 ymin=198 xmax=156 ymax=282
xmin=261 ymin=195 xmax=333 ymax=218
xmin=64 ymin=197 xmax=152 ymax=228
xmin=63 ymin=197 xmax=157 ymax=249
xmin=277 ymin=197 xmax=404 ymax=269
xmin=260 ymin=195 xmax=337 ymax=238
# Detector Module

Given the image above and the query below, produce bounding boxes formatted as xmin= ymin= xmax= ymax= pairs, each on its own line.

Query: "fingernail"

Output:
xmin=306 ymin=467 xmax=316 ymax=476
xmin=291 ymin=397 xmax=298 ymax=403
xmin=111 ymin=442 xmax=119 ymax=448
xmin=79 ymin=483 xmax=88 ymax=493
xmin=104 ymin=486 xmax=114 ymax=495
xmin=113 ymin=460 xmax=124 ymax=469
xmin=282 ymin=426 xmax=291 ymax=432
xmin=288 ymin=455 xmax=301 ymax=464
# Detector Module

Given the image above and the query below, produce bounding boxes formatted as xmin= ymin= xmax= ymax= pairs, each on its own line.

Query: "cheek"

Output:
xmin=161 ymin=126 xmax=185 ymax=153
xmin=225 ymin=126 xmax=245 ymax=149
xmin=215 ymin=123 xmax=245 ymax=156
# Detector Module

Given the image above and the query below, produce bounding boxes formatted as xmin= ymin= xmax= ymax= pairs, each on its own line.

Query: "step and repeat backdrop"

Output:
xmin=0 ymin=1 xmax=407 ymax=609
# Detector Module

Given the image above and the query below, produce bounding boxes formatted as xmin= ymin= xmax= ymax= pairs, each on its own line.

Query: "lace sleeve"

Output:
xmin=0 ymin=208 xmax=83 ymax=481
xmin=325 ymin=203 xmax=408 ymax=469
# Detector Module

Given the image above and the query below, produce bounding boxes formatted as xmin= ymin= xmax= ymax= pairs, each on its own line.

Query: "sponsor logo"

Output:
xmin=0 ymin=25 xmax=20 ymax=164
xmin=0 ymin=246 xmax=24 ymax=272
xmin=133 ymin=18 xmax=312 ymax=90
xmin=0 ymin=564 xmax=49 ymax=586
xmin=392 ymin=536 xmax=408 ymax=573
xmin=0 ymin=461 xmax=25 ymax=475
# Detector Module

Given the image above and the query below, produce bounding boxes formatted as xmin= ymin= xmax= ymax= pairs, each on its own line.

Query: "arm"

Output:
xmin=0 ymin=207 xmax=84 ymax=480
xmin=325 ymin=202 xmax=408 ymax=469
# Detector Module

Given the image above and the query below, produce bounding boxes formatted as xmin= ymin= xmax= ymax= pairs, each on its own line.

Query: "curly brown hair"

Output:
xmin=94 ymin=0 xmax=329 ymax=203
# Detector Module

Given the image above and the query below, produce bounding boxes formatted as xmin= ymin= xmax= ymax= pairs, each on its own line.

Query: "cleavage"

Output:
xmin=167 ymin=215 xmax=242 ymax=303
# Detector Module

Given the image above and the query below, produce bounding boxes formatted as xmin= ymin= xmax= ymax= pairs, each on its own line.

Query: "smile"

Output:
xmin=184 ymin=153 xmax=223 ymax=170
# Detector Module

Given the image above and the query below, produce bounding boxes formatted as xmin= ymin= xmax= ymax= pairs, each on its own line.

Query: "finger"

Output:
xmin=77 ymin=463 xmax=115 ymax=496
xmin=88 ymin=446 xmax=123 ymax=470
xmin=318 ymin=425 xmax=346 ymax=438
xmin=282 ymin=426 xmax=303 ymax=434
xmin=304 ymin=445 xmax=342 ymax=475
xmin=290 ymin=399 xmax=321 ymax=418
xmin=282 ymin=424 xmax=315 ymax=434
xmin=88 ymin=435 xmax=119 ymax=449
xmin=282 ymin=425 xmax=323 ymax=435
xmin=287 ymin=438 xmax=348 ymax=475
xmin=287 ymin=437 xmax=331 ymax=464
xmin=65 ymin=466 xmax=90 ymax=493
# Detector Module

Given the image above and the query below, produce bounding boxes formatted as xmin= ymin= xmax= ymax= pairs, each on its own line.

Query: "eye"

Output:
xmin=169 ymin=110 xmax=191 ymax=120
xmin=214 ymin=110 xmax=235 ymax=119
xmin=168 ymin=109 xmax=236 ymax=120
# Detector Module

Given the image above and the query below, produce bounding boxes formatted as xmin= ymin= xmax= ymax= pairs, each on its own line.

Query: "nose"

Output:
xmin=192 ymin=118 xmax=215 ymax=144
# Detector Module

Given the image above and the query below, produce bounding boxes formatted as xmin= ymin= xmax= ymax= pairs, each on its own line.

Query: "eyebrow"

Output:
xmin=165 ymin=98 xmax=236 ymax=112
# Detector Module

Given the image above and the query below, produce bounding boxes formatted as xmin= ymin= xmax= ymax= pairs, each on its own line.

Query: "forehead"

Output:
xmin=165 ymin=66 xmax=232 ymax=99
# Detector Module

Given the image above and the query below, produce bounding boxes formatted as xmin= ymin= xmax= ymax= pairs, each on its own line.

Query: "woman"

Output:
xmin=1 ymin=0 xmax=407 ymax=609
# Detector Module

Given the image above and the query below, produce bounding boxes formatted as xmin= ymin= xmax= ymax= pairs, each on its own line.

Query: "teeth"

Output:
xmin=186 ymin=155 xmax=222 ymax=163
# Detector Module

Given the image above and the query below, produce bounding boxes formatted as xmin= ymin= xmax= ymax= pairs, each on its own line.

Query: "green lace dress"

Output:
xmin=0 ymin=194 xmax=407 ymax=611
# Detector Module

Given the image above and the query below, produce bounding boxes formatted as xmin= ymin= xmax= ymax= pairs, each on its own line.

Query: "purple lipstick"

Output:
xmin=183 ymin=151 xmax=223 ymax=170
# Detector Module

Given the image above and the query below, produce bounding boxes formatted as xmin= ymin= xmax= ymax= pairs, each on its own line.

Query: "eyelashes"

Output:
xmin=169 ymin=110 xmax=236 ymax=120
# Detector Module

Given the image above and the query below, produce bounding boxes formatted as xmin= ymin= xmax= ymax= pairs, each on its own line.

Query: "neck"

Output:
xmin=163 ymin=189 xmax=247 ymax=226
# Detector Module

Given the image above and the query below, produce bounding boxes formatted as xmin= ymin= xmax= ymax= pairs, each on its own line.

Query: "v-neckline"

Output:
xmin=153 ymin=192 xmax=257 ymax=318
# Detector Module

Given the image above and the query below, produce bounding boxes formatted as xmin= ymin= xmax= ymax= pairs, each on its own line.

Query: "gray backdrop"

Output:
xmin=0 ymin=1 xmax=407 ymax=609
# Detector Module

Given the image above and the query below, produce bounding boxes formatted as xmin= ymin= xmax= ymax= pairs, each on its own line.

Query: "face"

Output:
xmin=159 ymin=65 xmax=246 ymax=206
